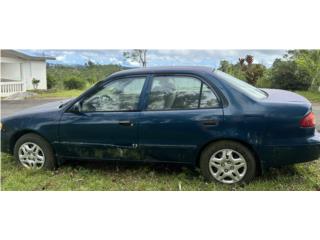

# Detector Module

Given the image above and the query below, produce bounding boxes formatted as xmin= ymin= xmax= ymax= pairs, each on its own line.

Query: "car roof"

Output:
xmin=108 ymin=66 xmax=214 ymax=78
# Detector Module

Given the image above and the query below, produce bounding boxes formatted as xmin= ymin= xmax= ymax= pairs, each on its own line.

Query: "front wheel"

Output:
xmin=200 ymin=141 xmax=256 ymax=184
xmin=14 ymin=133 xmax=57 ymax=170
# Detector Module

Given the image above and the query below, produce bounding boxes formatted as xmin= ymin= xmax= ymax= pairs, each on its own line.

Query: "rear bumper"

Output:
xmin=260 ymin=131 xmax=320 ymax=169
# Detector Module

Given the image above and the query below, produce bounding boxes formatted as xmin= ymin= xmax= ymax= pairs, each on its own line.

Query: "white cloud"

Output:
xmin=55 ymin=55 xmax=66 ymax=61
xmin=109 ymin=57 xmax=122 ymax=65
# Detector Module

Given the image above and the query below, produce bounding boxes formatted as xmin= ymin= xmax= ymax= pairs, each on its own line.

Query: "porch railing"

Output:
xmin=0 ymin=81 xmax=24 ymax=97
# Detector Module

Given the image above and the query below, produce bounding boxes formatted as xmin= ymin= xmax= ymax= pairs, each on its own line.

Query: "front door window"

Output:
xmin=81 ymin=77 xmax=146 ymax=112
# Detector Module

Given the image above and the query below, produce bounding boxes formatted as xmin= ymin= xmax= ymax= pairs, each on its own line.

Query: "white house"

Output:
xmin=1 ymin=50 xmax=55 ymax=97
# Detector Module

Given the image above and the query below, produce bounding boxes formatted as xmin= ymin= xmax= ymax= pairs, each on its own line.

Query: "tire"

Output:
xmin=199 ymin=141 xmax=256 ymax=184
xmin=14 ymin=133 xmax=57 ymax=170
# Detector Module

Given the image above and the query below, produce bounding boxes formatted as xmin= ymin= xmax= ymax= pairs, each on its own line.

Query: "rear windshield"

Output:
xmin=214 ymin=70 xmax=267 ymax=100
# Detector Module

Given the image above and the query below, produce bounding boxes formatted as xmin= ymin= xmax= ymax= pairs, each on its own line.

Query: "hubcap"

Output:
xmin=18 ymin=142 xmax=45 ymax=169
xmin=209 ymin=149 xmax=247 ymax=184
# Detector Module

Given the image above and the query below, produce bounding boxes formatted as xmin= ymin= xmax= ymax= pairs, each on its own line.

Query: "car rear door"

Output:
xmin=138 ymin=75 xmax=224 ymax=164
xmin=57 ymin=76 xmax=147 ymax=161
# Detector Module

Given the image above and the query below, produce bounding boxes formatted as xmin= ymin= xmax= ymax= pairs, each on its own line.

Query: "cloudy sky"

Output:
xmin=21 ymin=49 xmax=287 ymax=68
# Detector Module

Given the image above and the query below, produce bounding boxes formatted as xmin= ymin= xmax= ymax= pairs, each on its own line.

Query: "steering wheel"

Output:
xmin=84 ymin=94 xmax=114 ymax=111
xmin=101 ymin=95 xmax=113 ymax=103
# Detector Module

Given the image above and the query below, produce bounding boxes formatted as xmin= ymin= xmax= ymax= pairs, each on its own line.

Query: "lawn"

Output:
xmin=1 ymin=153 xmax=319 ymax=191
xmin=29 ymin=89 xmax=84 ymax=98
xmin=296 ymin=91 xmax=320 ymax=103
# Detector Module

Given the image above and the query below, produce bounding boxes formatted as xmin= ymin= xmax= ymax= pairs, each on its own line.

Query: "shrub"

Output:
xmin=270 ymin=59 xmax=312 ymax=91
xmin=32 ymin=78 xmax=40 ymax=89
xmin=63 ymin=77 xmax=86 ymax=90
xmin=256 ymin=69 xmax=272 ymax=88
xmin=47 ymin=74 xmax=58 ymax=89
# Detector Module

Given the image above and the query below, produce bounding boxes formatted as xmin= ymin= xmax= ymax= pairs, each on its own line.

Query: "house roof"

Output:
xmin=1 ymin=50 xmax=55 ymax=61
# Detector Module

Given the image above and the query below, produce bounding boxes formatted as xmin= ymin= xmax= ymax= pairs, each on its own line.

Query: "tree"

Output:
xmin=238 ymin=58 xmax=245 ymax=67
xmin=245 ymin=64 xmax=266 ymax=85
xmin=218 ymin=60 xmax=246 ymax=80
xmin=288 ymin=50 xmax=320 ymax=90
xmin=123 ymin=49 xmax=147 ymax=67
xmin=219 ymin=60 xmax=232 ymax=73
xmin=47 ymin=74 xmax=57 ymax=89
xmin=218 ymin=55 xmax=266 ymax=86
xmin=85 ymin=60 xmax=95 ymax=67
xmin=270 ymin=59 xmax=312 ymax=90
xmin=245 ymin=55 xmax=253 ymax=65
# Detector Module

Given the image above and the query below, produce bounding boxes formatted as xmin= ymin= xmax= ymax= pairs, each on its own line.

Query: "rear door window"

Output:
xmin=147 ymin=76 xmax=219 ymax=110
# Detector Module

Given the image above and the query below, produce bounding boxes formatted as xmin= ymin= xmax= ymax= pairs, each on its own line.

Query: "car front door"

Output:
xmin=139 ymin=75 xmax=224 ymax=164
xmin=57 ymin=76 xmax=147 ymax=161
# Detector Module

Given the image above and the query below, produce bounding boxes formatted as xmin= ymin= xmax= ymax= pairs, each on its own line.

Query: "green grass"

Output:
xmin=28 ymin=89 xmax=84 ymax=99
xmin=1 ymin=153 xmax=319 ymax=191
xmin=296 ymin=91 xmax=320 ymax=103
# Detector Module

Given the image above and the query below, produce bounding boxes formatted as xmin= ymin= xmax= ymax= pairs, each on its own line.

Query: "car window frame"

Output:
xmin=142 ymin=74 xmax=223 ymax=112
xmin=66 ymin=75 xmax=149 ymax=113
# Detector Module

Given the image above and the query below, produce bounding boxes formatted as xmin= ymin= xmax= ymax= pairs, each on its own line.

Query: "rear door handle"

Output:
xmin=118 ymin=120 xmax=134 ymax=127
xmin=201 ymin=120 xmax=218 ymax=126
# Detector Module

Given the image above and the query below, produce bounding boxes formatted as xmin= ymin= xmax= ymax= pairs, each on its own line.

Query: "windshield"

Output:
xmin=214 ymin=70 xmax=267 ymax=100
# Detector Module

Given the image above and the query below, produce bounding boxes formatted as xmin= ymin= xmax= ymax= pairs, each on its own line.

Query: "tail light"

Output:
xmin=300 ymin=112 xmax=316 ymax=128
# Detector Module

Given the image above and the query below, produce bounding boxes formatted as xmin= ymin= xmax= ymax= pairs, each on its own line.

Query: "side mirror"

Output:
xmin=70 ymin=101 xmax=81 ymax=113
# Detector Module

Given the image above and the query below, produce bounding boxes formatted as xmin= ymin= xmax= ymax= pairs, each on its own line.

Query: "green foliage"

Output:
xmin=256 ymin=68 xmax=272 ymax=88
xmin=295 ymin=91 xmax=320 ymax=103
xmin=47 ymin=64 xmax=122 ymax=90
xmin=219 ymin=50 xmax=319 ymax=91
xmin=218 ymin=55 xmax=266 ymax=86
xmin=270 ymin=59 xmax=312 ymax=90
xmin=63 ymin=77 xmax=86 ymax=90
xmin=47 ymin=73 xmax=58 ymax=89
xmin=219 ymin=60 xmax=246 ymax=80
xmin=288 ymin=50 xmax=320 ymax=90
xmin=32 ymin=78 xmax=40 ymax=89
xmin=244 ymin=64 xmax=266 ymax=85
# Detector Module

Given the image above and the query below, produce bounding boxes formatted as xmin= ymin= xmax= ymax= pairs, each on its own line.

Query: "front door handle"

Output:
xmin=118 ymin=120 xmax=134 ymax=127
xmin=201 ymin=119 xmax=218 ymax=126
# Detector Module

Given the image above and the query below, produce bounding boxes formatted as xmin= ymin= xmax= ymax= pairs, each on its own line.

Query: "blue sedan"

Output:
xmin=1 ymin=67 xmax=319 ymax=184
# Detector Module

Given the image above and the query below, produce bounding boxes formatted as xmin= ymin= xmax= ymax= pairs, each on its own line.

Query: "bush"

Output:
xmin=270 ymin=59 xmax=312 ymax=91
xmin=63 ymin=77 xmax=86 ymax=90
xmin=256 ymin=69 xmax=272 ymax=88
xmin=47 ymin=74 xmax=58 ymax=89
xmin=32 ymin=78 xmax=40 ymax=89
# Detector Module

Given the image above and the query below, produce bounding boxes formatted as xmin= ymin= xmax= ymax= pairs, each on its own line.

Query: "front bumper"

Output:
xmin=260 ymin=131 xmax=320 ymax=169
xmin=1 ymin=130 xmax=11 ymax=154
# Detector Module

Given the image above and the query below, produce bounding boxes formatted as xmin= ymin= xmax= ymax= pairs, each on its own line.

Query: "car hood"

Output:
xmin=3 ymin=99 xmax=72 ymax=120
xmin=261 ymin=88 xmax=311 ymax=104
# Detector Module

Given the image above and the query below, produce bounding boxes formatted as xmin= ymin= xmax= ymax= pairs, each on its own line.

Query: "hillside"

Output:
xmin=47 ymin=64 xmax=124 ymax=89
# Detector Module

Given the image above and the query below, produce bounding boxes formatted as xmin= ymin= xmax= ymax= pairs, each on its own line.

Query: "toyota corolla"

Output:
xmin=1 ymin=67 xmax=319 ymax=184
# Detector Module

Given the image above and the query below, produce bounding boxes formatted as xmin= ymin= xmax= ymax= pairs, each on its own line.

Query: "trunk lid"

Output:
xmin=261 ymin=88 xmax=311 ymax=105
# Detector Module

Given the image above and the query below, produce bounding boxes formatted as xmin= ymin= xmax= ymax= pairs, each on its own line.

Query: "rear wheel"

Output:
xmin=200 ymin=141 xmax=256 ymax=184
xmin=14 ymin=133 xmax=56 ymax=170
